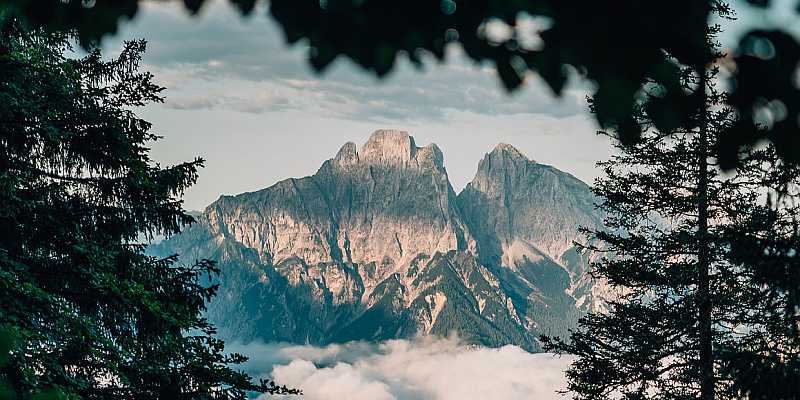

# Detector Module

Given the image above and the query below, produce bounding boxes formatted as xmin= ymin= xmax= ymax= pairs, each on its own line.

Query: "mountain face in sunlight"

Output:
xmin=151 ymin=130 xmax=608 ymax=351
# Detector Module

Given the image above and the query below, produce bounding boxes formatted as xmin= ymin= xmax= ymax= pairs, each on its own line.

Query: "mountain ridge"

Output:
xmin=151 ymin=129 xmax=607 ymax=351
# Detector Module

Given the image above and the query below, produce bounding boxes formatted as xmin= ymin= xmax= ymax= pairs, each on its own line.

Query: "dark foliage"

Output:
xmin=0 ymin=21 xmax=300 ymax=399
xmin=723 ymin=29 xmax=800 ymax=169
xmin=543 ymin=26 xmax=800 ymax=400
xmin=1 ymin=0 xmax=799 ymax=168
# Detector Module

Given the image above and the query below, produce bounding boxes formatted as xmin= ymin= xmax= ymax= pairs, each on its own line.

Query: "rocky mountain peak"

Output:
xmin=416 ymin=143 xmax=444 ymax=170
xmin=152 ymin=130 xmax=608 ymax=351
xmin=331 ymin=129 xmax=444 ymax=172
xmin=489 ymin=143 xmax=531 ymax=162
xmin=360 ymin=129 xmax=416 ymax=165
xmin=333 ymin=141 xmax=359 ymax=166
xmin=460 ymin=141 xmax=603 ymax=280
xmin=473 ymin=143 xmax=535 ymax=182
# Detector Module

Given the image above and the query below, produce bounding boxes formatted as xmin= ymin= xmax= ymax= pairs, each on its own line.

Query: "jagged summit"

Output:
xmin=360 ymin=129 xmax=416 ymax=165
xmin=473 ymin=143 xmax=535 ymax=180
xmin=333 ymin=141 xmax=359 ymax=166
xmin=489 ymin=143 xmax=532 ymax=162
xmin=333 ymin=129 xmax=444 ymax=171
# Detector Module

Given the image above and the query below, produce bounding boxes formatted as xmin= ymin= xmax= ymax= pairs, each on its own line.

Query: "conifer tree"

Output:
xmin=0 ymin=20 xmax=299 ymax=399
xmin=543 ymin=13 xmax=800 ymax=400
xmin=714 ymin=146 xmax=800 ymax=398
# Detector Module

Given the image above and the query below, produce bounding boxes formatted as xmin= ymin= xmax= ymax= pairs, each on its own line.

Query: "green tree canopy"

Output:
xmin=0 ymin=20 xmax=299 ymax=399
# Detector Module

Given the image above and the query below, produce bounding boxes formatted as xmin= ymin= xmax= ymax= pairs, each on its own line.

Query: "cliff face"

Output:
xmin=152 ymin=130 xmax=608 ymax=351
xmin=457 ymin=143 xmax=608 ymax=313
xmin=459 ymin=143 xmax=601 ymax=265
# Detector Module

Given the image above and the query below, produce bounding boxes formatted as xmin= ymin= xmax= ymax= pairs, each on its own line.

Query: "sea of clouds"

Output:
xmin=226 ymin=336 xmax=573 ymax=400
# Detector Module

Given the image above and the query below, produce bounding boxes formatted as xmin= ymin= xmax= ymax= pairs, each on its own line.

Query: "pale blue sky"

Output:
xmin=102 ymin=0 xmax=798 ymax=210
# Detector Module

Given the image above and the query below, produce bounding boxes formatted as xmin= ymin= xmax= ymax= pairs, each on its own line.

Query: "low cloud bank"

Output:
xmin=226 ymin=337 xmax=573 ymax=400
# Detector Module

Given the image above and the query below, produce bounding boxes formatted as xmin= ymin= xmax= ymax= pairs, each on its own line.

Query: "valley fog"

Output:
xmin=225 ymin=337 xmax=572 ymax=400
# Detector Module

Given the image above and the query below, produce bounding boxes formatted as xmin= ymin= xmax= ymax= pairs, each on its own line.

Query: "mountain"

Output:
xmin=151 ymin=129 xmax=607 ymax=351
xmin=458 ymin=143 xmax=608 ymax=314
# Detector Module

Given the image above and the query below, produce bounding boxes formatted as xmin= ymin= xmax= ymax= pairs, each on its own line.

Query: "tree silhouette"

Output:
xmin=2 ymin=0 xmax=799 ymax=167
xmin=0 ymin=21 xmax=299 ymax=399
xmin=543 ymin=17 xmax=800 ymax=400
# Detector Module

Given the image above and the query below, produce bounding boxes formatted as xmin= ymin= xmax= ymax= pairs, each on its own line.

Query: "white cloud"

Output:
xmin=227 ymin=336 xmax=573 ymax=400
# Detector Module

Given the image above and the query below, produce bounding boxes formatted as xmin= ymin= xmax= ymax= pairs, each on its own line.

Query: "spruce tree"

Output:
xmin=0 ymin=21 xmax=298 ymax=399
xmin=714 ymin=146 xmax=800 ymax=398
xmin=543 ymin=17 xmax=800 ymax=400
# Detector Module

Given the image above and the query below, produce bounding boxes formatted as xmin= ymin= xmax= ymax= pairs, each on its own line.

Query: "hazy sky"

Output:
xmin=101 ymin=0 xmax=798 ymax=211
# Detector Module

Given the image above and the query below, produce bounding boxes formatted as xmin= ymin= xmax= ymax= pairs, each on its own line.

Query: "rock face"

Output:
xmin=151 ymin=130 xmax=607 ymax=351
xmin=458 ymin=143 xmax=608 ymax=314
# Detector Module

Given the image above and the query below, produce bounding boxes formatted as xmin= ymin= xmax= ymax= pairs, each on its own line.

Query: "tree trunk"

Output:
xmin=697 ymin=68 xmax=714 ymax=400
